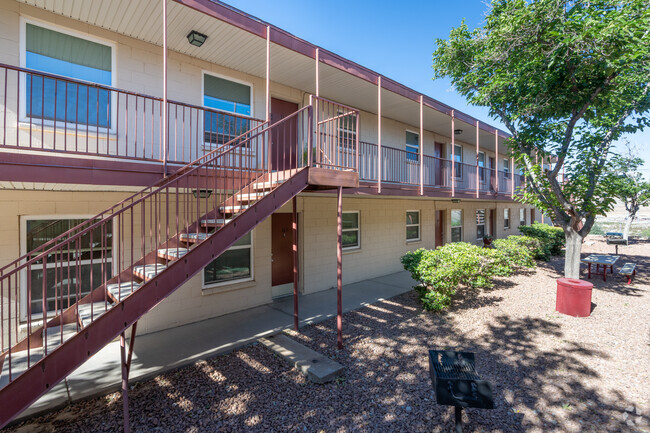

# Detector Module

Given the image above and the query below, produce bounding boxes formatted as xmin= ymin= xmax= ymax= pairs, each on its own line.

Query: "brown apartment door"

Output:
xmin=530 ymin=208 xmax=535 ymax=224
xmin=272 ymin=213 xmax=296 ymax=295
xmin=490 ymin=209 xmax=496 ymax=237
xmin=434 ymin=142 xmax=444 ymax=186
xmin=270 ymin=98 xmax=299 ymax=171
xmin=435 ymin=210 xmax=444 ymax=247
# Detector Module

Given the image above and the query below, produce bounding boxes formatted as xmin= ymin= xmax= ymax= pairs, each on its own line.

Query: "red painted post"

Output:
xmin=120 ymin=332 xmax=131 ymax=433
xmin=292 ymin=196 xmax=299 ymax=331
xmin=336 ymin=185 xmax=343 ymax=350
xmin=494 ymin=131 xmax=499 ymax=194
xmin=377 ymin=77 xmax=382 ymax=194
xmin=419 ymin=96 xmax=424 ymax=196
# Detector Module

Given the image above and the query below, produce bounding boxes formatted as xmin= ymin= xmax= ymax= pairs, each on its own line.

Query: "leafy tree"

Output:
xmin=604 ymin=145 xmax=650 ymax=238
xmin=432 ymin=0 xmax=650 ymax=277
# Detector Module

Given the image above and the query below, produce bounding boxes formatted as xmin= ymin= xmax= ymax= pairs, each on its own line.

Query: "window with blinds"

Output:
xmin=203 ymin=73 xmax=252 ymax=145
xmin=25 ymin=23 xmax=113 ymax=127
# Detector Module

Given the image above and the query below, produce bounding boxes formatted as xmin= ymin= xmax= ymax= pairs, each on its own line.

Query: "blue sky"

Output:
xmin=226 ymin=0 xmax=649 ymax=174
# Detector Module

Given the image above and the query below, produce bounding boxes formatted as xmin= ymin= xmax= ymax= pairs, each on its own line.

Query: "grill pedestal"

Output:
xmin=429 ymin=350 xmax=494 ymax=432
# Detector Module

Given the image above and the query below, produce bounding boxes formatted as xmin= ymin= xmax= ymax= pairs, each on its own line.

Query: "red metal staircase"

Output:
xmin=0 ymin=101 xmax=358 ymax=427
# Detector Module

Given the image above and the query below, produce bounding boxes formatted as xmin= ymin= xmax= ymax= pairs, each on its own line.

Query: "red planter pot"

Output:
xmin=556 ymin=278 xmax=593 ymax=317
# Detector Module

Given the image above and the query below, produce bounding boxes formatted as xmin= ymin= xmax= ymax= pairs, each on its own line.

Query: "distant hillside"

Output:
xmin=593 ymin=200 xmax=650 ymax=238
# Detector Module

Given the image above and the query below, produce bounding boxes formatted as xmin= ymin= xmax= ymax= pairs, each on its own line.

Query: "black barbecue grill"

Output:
xmin=429 ymin=350 xmax=494 ymax=432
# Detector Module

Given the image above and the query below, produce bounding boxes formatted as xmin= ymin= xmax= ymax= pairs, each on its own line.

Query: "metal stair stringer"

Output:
xmin=0 ymin=166 xmax=311 ymax=428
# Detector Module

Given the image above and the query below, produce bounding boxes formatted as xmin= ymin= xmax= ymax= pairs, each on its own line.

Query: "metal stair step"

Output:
xmin=107 ymin=281 xmax=142 ymax=301
xmin=77 ymin=302 xmax=113 ymax=328
xmin=219 ymin=205 xmax=248 ymax=214
xmin=132 ymin=264 xmax=167 ymax=281
xmin=44 ymin=323 xmax=78 ymax=353
xmin=234 ymin=192 xmax=267 ymax=202
xmin=157 ymin=247 xmax=190 ymax=260
xmin=179 ymin=232 xmax=211 ymax=243
xmin=0 ymin=347 xmax=44 ymax=390
xmin=200 ymin=218 xmax=231 ymax=227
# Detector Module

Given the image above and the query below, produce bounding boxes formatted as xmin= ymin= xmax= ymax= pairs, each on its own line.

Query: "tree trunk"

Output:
xmin=564 ymin=226 xmax=584 ymax=279
xmin=623 ymin=214 xmax=635 ymax=240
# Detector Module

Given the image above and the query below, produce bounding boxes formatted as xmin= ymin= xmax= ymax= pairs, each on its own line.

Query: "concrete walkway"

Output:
xmin=17 ymin=271 xmax=416 ymax=421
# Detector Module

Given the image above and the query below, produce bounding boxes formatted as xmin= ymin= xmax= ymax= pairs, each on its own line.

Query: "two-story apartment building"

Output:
xmin=0 ymin=0 xmax=543 ymax=425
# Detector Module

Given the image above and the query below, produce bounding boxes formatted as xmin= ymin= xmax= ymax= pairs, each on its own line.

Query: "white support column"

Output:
xmin=476 ymin=121 xmax=480 ymax=198
xmin=451 ymin=110 xmax=455 ymax=198
xmin=162 ymin=0 xmax=168 ymax=176
xmin=315 ymin=48 xmax=320 ymax=97
xmin=377 ymin=76 xmax=382 ymax=194
xmin=495 ymin=131 xmax=499 ymax=194
xmin=419 ymin=95 xmax=424 ymax=196
xmin=265 ymin=25 xmax=271 ymax=122
xmin=511 ymin=157 xmax=515 ymax=198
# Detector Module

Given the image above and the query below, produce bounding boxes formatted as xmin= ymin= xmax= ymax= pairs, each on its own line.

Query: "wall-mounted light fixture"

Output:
xmin=451 ymin=198 xmax=461 ymax=203
xmin=454 ymin=129 xmax=463 ymax=135
xmin=192 ymin=189 xmax=212 ymax=199
xmin=187 ymin=30 xmax=207 ymax=47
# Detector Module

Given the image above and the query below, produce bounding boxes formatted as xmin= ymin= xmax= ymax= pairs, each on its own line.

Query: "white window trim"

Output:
xmin=19 ymin=17 xmax=118 ymax=133
xmin=504 ymin=208 xmax=510 ymax=229
xmin=519 ymin=208 xmax=526 ymax=226
xmin=342 ymin=211 xmax=361 ymax=251
xmin=201 ymin=70 xmax=254 ymax=117
xmin=202 ymin=231 xmax=254 ymax=289
xmin=476 ymin=209 xmax=486 ymax=240
xmin=20 ymin=214 xmax=116 ymax=321
xmin=454 ymin=144 xmax=463 ymax=178
xmin=451 ymin=209 xmax=463 ymax=242
xmin=405 ymin=129 xmax=419 ymax=163
xmin=406 ymin=210 xmax=421 ymax=242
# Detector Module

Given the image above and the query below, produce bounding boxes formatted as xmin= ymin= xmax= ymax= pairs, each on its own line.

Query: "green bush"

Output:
xmin=492 ymin=236 xmax=537 ymax=268
xmin=401 ymin=241 xmax=529 ymax=311
xmin=590 ymin=223 xmax=605 ymax=235
xmin=504 ymin=234 xmax=549 ymax=261
xmin=519 ymin=222 xmax=565 ymax=257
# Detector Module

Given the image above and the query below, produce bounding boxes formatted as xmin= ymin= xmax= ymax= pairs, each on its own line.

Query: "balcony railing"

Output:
xmin=0 ymin=63 xmax=264 ymax=165
xmin=0 ymin=63 xmax=525 ymax=197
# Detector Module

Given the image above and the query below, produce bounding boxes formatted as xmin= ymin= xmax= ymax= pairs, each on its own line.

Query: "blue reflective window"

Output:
xmin=25 ymin=25 xmax=112 ymax=128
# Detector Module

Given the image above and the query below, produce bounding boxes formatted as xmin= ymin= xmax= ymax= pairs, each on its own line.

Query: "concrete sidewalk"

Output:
xmin=17 ymin=271 xmax=416 ymax=421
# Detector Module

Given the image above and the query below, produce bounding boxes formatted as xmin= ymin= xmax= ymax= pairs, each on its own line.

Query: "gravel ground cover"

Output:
xmin=5 ymin=237 xmax=649 ymax=433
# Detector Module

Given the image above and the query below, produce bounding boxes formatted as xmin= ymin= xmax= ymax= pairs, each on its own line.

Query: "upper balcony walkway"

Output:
xmin=0 ymin=63 xmax=524 ymax=200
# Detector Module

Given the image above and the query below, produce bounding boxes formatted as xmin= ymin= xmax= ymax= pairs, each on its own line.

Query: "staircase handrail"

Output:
xmin=0 ymin=106 xmax=309 ymax=279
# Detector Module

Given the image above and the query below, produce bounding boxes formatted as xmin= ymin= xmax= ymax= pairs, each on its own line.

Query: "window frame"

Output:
xmin=454 ymin=144 xmax=463 ymax=178
xmin=342 ymin=211 xmax=361 ymax=251
xmin=202 ymin=231 xmax=254 ymax=289
xmin=20 ymin=214 xmax=115 ymax=321
xmin=405 ymin=130 xmax=420 ymax=163
xmin=519 ymin=208 xmax=526 ymax=226
xmin=451 ymin=209 xmax=463 ymax=242
xmin=478 ymin=151 xmax=486 ymax=181
xmin=19 ymin=17 xmax=117 ymax=132
xmin=503 ymin=158 xmax=511 ymax=178
xmin=504 ymin=208 xmax=510 ymax=229
xmin=406 ymin=210 xmax=421 ymax=242
xmin=201 ymin=70 xmax=254 ymax=149
xmin=337 ymin=110 xmax=357 ymax=152
xmin=476 ymin=209 xmax=486 ymax=240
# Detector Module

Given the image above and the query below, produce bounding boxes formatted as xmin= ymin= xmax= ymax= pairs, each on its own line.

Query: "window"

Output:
xmin=454 ymin=144 xmax=463 ymax=177
xmin=337 ymin=111 xmax=357 ymax=150
xmin=504 ymin=208 xmax=510 ymax=229
xmin=24 ymin=22 xmax=113 ymax=127
xmin=406 ymin=131 xmax=419 ymax=162
xmin=203 ymin=73 xmax=251 ymax=145
xmin=204 ymin=232 xmax=252 ymax=286
xmin=478 ymin=151 xmax=486 ymax=181
xmin=406 ymin=211 xmax=420 ymax=241
xmin=519 ymin=208 xmax=526 ymax=226
xmin=342 ymin=212 xmax=360 ymax=249
xmin=451 ymin=209 xmax=462 ymax=242
xmin=503 ymin=159 xmax=511 ymax=178
xmin=22 ymin=218 xmax=112 ymax=318
xmin=476 ymin=209 xmax=486 ymax=239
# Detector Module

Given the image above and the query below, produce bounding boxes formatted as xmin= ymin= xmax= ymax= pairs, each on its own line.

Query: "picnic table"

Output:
xmin=581 ymin=254 xmax=619 ymax=282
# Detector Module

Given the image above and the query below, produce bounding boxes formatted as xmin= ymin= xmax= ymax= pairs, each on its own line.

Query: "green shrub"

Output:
xmin=590 ymin=223 xmax=605 ymax=235
xmin=519 ymin=222 xmax=565 ymax=257
xmin=401 ymin=242 xmax=526 ymax=311
xmin=503 ymin=234 xmax=549 ymax=261
xmin=492 ymin=236 xmax=537 ymax=268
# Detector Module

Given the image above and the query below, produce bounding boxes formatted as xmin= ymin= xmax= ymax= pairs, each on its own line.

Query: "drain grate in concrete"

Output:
xmin=258 ymin=334 xmax=344 ymax=384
